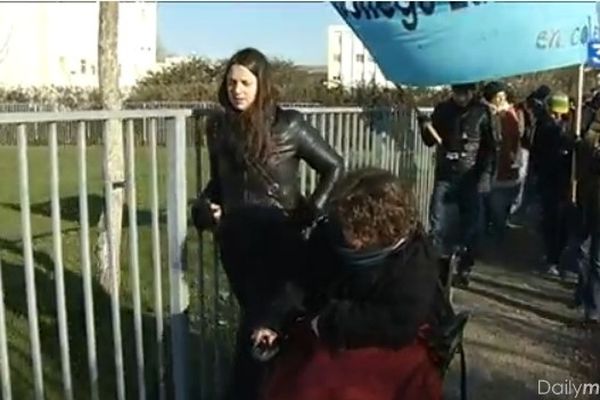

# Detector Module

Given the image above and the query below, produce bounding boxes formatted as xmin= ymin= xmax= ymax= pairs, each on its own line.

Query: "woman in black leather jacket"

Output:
xmin=191 ymin=47 xmax=344 ymax=400
xmin=193 ymin=48 xmax=344 ymax=227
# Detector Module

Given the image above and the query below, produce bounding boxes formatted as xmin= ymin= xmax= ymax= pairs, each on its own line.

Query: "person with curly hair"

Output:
xmin=262 ymin=167 xmax=444 ymax=400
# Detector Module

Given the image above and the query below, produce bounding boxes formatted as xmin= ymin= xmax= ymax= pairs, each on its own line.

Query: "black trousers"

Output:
xmin=225 ymin=315 xmax=268 ymax=400
xmin=538 ymin=178 xmax=569 ymax=265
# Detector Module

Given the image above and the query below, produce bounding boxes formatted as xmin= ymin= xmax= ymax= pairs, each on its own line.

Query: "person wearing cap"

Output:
xmin=418 ymin=82 xmax=499 ymax=287
xmin=530 ymin=92 xmax=575 ymax=276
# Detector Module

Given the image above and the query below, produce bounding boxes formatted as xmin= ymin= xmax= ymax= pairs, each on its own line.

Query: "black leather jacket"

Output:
xmin=461 ymin=102 xmax=500 ymax=184
xmin=200 ymin=107 xmax=344 ymax=219
xmin=426 ymin=98 xmax=499 ymax=183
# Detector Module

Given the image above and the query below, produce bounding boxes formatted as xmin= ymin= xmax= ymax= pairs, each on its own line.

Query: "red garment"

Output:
xmin=496 ymin=106 xmax=524 ymax=183
xmin=262 ymin=324 xmax=443 ymax=400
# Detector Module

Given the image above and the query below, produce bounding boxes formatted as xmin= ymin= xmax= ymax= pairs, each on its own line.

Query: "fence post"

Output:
xmin=168 ymin=115 xmax=190 ymax=400
xmin=17 ymin=124 xmax=45 ymax=400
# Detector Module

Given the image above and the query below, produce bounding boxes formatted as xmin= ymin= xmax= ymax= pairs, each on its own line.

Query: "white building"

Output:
xmin=0 ymin=2 xmax=156 ymax=89
xmin=150 ymin=55 xmax=195 ymax=73
xmin=327 ymin=25 xmax=395 ymax=89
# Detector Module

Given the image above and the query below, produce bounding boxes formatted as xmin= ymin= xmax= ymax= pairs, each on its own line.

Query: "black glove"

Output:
xmin=288 ymin=197 xmax=317 ymax=229
xmin=191 ymin=194 xmax=216 ymax=231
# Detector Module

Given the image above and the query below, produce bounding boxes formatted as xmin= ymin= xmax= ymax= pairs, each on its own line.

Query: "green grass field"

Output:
xmin=0 ymin=145 xmax=238 ymax=400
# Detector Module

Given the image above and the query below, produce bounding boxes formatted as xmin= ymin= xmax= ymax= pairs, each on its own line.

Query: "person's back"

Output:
xmin=576 ymin=128 xmax=600 ymax=203
xmin=533 ymin=111 xmax=573 ymax=202
xmin=262 ymin=168 xmax=444 ymax=400
xmin=572 ymin=112 xmax=600 ymax=324
xmin=577 ymin=91 xmax=600 ymax=198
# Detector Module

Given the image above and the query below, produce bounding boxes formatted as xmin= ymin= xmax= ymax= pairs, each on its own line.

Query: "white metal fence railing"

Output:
xmin=0 ymin=105 xmax=435 ymax=400
xmin=0 ymin=109 xmax=191 ymax=400
xmin=188 ymin=106 xmax=436 ymax=398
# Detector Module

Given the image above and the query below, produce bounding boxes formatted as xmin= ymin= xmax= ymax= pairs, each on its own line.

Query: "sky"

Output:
xmin=158 ymin=2 xmax=345 ymax=66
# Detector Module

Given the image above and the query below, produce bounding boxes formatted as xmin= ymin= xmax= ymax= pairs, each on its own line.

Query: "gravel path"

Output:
xmin=443 ymin=222 xmax=599 ymax=400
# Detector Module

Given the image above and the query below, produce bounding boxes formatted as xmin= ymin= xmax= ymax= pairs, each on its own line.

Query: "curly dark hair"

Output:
xmin=329 ymin=168 xmax=422 ymax=250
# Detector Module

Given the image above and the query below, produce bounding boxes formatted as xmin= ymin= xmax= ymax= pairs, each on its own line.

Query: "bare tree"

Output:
xmin=96 ymin=1 xmax=124 ymax=294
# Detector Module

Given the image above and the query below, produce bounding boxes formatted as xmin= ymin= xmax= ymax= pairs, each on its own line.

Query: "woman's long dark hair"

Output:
xmin=218 ymin=48 xmax=277 ymax=163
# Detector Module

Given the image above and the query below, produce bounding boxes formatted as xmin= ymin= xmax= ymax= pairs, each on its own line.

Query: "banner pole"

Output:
xmin=571 ymin=63 xmax=585 ymax=203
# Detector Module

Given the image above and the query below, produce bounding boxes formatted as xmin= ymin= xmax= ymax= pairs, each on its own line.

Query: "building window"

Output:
xmin=356 ymin=54 xmax=365 ymax=63
xmin=80 ymin=59 xmax=87 ymax=74
xmin=333 ymin=53 xmax=341 ymax=62
xmin=91 ymin=65 xmax=96 ymax=75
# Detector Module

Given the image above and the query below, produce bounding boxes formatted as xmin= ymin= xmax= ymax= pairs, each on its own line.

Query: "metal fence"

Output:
xmin=0 ymin=109 xmax=191 ymax=400
xmin=0 ymin=103 xmax=58 ymax=113
xmin=0 ymin=102 xmax=322 ymax=146
xmin=0 ymin=105 xmax=435 ymax=400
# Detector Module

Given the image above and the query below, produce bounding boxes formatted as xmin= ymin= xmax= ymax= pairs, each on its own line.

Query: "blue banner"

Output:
xmin=332 ymin=2 xmax=600 ymax=86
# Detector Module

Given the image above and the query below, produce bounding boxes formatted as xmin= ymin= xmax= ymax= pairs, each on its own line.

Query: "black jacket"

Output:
xmin=574 ymin=97 xmax=600 ymax=206
xmin=531 ymin=114 xmax=574 ymax=193
xmin=576 ymin=127 xmax=600 ymax=207
xmin=197 ymin=107 xmax=344 ymax=225
xmin=217 ymin=208 xmax=442 ymax=354
xmin=310 ymin=227 xmax=441 ymax=351
xmin=425 ymin=98 xmax=498 ymax=183
xmin=215 ymin=205 xmax=347 ymax=337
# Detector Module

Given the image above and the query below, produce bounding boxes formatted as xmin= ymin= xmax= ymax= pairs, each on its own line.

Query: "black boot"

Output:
xmin=453 ymin=247 xmax=473 ymax=288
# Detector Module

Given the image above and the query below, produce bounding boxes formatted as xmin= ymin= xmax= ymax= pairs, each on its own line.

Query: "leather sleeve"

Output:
xmin=292 ymin=113 xmax=345 ymax=210
xmin=470 ymin=107 xmax=497 ymax=173
xmin=423 ymin=105 xmax=444 ymax=147
xmin=252 ymin=281 xmax=306 ymax=335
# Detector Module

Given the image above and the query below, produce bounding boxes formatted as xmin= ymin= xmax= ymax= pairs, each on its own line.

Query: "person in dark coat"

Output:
xmin=562 ymin=92 xmax=600 ymax=324
xmin=419 ymin=82 xmax=500 ymax=287
xmin=530 ymin=92 xmax=575 ymax=275
xmin=571 ymin=125 xmax=600 ymax=324
xmin=191 ymin=47 xmax=344 ymax=400
xmin=261 ymin=168 xmax=444 ymax=400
